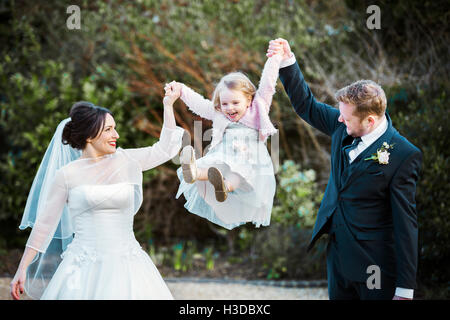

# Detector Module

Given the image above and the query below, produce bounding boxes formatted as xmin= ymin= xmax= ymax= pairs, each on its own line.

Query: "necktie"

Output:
xmin=342 ymin=137 xmax=362 ymax=163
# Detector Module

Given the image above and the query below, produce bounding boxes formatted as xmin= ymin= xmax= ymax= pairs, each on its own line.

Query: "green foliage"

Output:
xmin=250 ymin=225 xmax=327 ymax=280
xmin=0 ymin=56 xmax=135 ymax=224
xmin=235 ymin=160 xmax=326 ymax=280
xmin=344 ymin=0 xmax=448 ymax=85
xmin=204 ymin=246 xmax=215 ymax=271
xmin=272 ymin=160 xmax=323 ymax=229
xmin=387 ymin=85 xmax=450 ymax=298
xmin=145 ymin=239 xmax=217 ymax=273
xmin=172 ymin=242 xmax=185 ymax=271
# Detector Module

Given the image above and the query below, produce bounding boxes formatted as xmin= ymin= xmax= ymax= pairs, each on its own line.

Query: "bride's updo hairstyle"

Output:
xmin=62 ymin=101 xmax=113 ymax=150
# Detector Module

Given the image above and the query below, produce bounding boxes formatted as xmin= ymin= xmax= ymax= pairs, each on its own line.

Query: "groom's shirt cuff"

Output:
xmin=395 ymin=287 xmax=414 ymax=299
xmin=279 ymin=53 xmax=296 ymax=68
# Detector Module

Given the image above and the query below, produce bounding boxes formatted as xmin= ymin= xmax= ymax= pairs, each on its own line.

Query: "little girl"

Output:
xmin=165 ymin=52 xmax=283 ymax=230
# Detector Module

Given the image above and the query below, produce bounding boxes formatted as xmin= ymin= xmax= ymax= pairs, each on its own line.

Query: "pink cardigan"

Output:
xmin=180 ymin=54 xmax=282 ymax=149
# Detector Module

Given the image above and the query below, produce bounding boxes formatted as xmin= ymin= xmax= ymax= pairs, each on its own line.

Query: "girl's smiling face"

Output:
xmin=219 ymin=88 xmax=251 ymax=122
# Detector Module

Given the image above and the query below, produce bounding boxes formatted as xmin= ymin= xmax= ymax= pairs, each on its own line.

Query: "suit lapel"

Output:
xmin=340 ymin=113 xmax=397 ymax=191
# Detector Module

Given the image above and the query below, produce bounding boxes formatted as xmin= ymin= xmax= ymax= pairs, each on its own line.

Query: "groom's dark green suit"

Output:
xmin=279 ymin=60 xmax=422 ymax=299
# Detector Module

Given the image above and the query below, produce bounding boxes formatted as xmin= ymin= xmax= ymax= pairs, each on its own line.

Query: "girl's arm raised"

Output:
xmin=254 ymin=53 xmax=283 ymax=113
xmin=178 ymin=83 xmax=216 ymax=121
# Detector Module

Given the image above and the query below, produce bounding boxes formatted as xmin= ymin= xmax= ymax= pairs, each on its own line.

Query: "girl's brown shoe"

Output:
xmin=208 ymin=167 xmax=228 ymax=202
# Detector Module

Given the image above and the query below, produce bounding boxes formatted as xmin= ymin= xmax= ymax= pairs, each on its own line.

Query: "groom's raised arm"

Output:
xmin=279 ymin=58 xmax=340 ymax=137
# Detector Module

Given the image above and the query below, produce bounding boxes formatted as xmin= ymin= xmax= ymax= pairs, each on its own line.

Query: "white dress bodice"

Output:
xmin=66 ymin=183 xmax=139 ymax=257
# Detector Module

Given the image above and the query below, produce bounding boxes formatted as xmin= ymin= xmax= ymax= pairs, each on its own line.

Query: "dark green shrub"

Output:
xmin=0 ymin=56 xmax=136 ymax=243
xmin=388 ymin=85 xmax=449 ymax=299
xmin=236 ymin=160 xmax=326 ymax=280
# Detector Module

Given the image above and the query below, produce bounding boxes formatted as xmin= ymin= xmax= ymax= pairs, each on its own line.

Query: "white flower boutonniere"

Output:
xmin=365 ymin=142 xmax=395 ymax=165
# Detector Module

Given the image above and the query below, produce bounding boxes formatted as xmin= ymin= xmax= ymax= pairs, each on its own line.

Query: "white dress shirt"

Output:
xmin=280 ymin=53 xmax=414 ymax=299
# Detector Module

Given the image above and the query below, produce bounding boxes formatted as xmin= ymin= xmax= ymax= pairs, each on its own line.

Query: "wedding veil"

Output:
xmin=19 ymin=118 xmax=81 ymax=299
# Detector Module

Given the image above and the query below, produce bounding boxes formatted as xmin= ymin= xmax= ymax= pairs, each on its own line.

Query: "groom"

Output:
xmin=267 ymin=39 xmax=422 ymax=300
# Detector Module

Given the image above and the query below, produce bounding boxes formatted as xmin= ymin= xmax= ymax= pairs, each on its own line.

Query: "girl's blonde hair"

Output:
xmin=212 ymin=72 xmax=256 ymax=111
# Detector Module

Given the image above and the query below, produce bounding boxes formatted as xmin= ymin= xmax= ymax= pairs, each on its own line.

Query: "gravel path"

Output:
xmin=1 ymin=277 xmax=328 ymax=300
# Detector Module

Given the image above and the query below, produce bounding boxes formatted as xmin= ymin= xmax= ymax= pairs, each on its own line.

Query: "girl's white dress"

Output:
xmin=41 ymin=183 xmax=173 ymax=300
xmin=24 ymin=126 xmax=184 ymax=300
xmin=176 ymin=122 xmax=276 ymax=229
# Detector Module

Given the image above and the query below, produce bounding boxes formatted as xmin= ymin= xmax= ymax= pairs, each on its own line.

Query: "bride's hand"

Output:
xmin=163 ymin=81 xmax=182 ymax=106
xmin=10 ymin=270 xmax=26 ymax=300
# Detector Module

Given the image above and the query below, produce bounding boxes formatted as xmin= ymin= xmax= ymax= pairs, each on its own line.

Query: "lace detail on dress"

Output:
xmin=61 ymin=239 xmax=144 ymax=265
xmin=60 ymin=242 xmax=97 ymax=265
xmin=58 ymin=239 xmax=145 ymax=292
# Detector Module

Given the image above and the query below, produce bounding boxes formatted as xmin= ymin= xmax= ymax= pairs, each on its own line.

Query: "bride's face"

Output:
xmin=87 ymin=113 xmax=119 ymax=155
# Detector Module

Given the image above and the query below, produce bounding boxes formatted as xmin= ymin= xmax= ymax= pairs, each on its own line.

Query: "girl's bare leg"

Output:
xmin=223 ymin=172 xmax=242 ymax=192
xmin=199 ymin=167 xmax=241 ymax=193
xmin=196 ymin=167 xmax=209 ymax=181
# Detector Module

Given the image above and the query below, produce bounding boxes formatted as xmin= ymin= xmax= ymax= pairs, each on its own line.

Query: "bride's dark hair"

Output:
xmin=62 ymin=101 xmax=113 ymax=150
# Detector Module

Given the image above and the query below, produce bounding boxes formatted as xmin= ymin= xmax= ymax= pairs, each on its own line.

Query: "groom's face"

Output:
xmin=338 ymin=102 xmax=367 ymax=137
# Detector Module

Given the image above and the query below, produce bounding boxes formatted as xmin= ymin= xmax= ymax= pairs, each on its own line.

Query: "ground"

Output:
xmin=0 ymin=277 xmax=328 ymax=300
xmin=1 ymin=248 xmax=328 ymax=300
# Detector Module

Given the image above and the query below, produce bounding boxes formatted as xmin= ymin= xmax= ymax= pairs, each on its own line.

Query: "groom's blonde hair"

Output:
xmin=335 ymin=80 xmax=387 ymax=120
xmin=212 ymin=72 xmax=256 ymax=111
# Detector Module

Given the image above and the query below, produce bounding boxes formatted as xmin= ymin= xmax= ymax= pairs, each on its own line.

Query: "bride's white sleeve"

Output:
xmin=25 ymin=169 xmax=68 ymax=253
xmin=124 ymin=125 xmax=185 ymax=171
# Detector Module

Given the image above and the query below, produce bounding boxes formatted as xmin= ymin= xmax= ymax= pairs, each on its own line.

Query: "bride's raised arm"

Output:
xmin=124 ymin=90 xmax=184 ymax=171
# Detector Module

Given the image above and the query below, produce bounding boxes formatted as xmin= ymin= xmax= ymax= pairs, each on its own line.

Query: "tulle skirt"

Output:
xmin=40 ymin=238 xmax=173 ymax=300
xmin=176 ymin=122 xmax=276 ymax=229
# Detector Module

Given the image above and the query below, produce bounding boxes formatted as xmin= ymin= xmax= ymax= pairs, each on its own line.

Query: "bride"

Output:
xmin=10 ymin=86 xmax=184 ymax=300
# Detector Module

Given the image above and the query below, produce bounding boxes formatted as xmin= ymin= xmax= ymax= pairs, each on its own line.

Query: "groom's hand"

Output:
xmin=266 ymin=39 xmax=283 ymax=58
xmin=267 ymin=38 xmax=293 ymax=60
xmin=393 ymin=295 xmax=412 ymax=300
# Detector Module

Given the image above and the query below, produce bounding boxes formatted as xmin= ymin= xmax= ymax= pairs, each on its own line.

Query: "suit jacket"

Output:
xmin=279 ymin=61 xmax=422 ymax=289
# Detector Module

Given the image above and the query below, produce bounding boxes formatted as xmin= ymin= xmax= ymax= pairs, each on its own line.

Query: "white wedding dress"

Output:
xmin=23 ymin=126 xmax=184 ymax=300
xmin=41 ymin=183 xmax=173 ymax=299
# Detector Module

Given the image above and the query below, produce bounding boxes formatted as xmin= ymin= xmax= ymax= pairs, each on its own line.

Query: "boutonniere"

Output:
xmin=364 ymin=142 xmax=395 ymax=165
